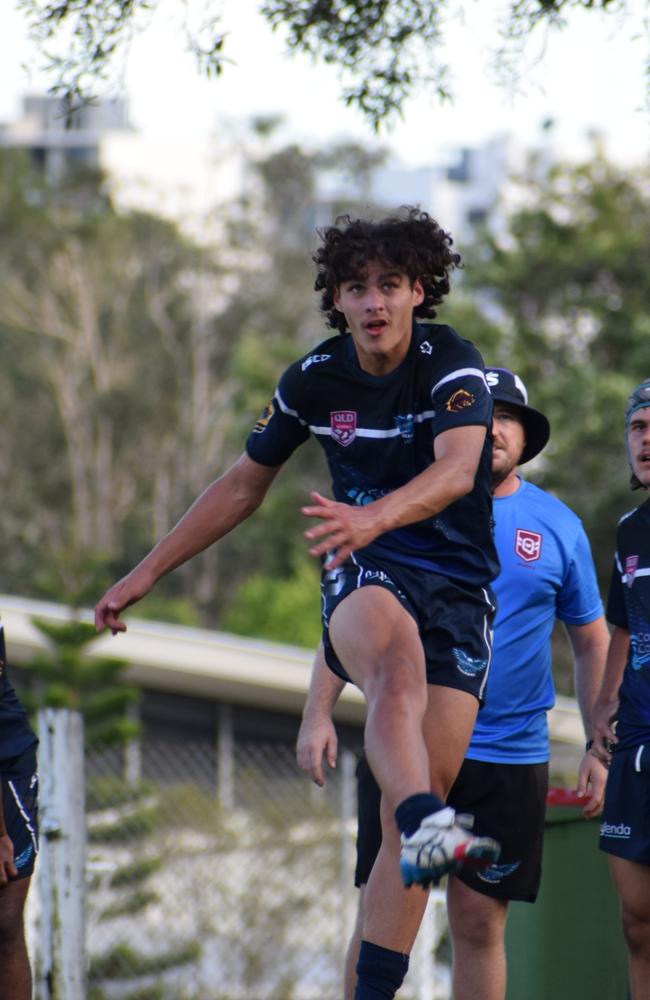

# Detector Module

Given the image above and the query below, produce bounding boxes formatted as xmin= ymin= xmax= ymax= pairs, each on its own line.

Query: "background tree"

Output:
xmin=15 ymin=0 xmax=644 ymax=129
xmin=464 ymin=146 xmax=650 ymax=583
xmin=0 ymin=131 xmax=388 ymax=631
xmin=0 ymin=146 xmax=241 ymax=615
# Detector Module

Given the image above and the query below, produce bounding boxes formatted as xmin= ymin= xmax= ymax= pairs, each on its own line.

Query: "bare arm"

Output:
xmin=0 ymin=790 xmax=17 ymax=887
xmin=566 ymin=617 xmax=610 ymax=738
xmin=95 ymin=453 xmax=281 ymax=633
xmin=591 ymin=625 xmax=629 ymax=756
xmin=303 ymin=423 xmax=487 ymax=569
xmin=296 ymin=643 xmax=346 ymax=786
xmin=566 ymin=616 xmax=610 ymax=817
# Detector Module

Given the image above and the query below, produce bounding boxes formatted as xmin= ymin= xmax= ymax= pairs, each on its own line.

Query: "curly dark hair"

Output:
xmin=313 ymin=206 xmax=462 ymax=333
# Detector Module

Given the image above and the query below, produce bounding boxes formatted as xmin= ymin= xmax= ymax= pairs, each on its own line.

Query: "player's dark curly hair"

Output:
xmin=313 ymin=206 xmax=462 ymax=334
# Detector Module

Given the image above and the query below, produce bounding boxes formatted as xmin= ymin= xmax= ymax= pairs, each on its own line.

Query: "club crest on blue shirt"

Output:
xmin=394 ymin=414 xmax=415 ymax=442
xmin=453 ymin=647 xmax=488 ymax=677
xmin=515 ymin=528 xmax=542 ymax=563
xmin=330 ymin=410 xmax=357 ymax=447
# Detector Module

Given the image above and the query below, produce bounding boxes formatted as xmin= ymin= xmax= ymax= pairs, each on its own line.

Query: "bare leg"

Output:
xmin=361 ymin=686 xmax=479 ymax=948
xmin=363 ymin=795 xmax=429 ymax=950
xmin=329 ymin=587 xmax=431 ymax=808
xmin=609 ymin=856 xmax=650 ymax=1000
xmin=447 ymin=875 xmax=508 ymax=1000
xmin=0 ymin=877 xmax=32 ymax=1000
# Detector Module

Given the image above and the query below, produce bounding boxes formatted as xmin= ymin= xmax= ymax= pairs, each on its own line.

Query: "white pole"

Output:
xmin=34 ymin=708 xmax=87 ymax=1000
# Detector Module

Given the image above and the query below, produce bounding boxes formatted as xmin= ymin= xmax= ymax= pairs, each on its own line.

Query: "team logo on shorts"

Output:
xmin=515 ymin=528 xmax=542 ymax=563
xmin=625 ymin=554 xmax=639 ymax=587
xmin=330 ymin=410 xmax=357 ymax=447
xmin=453 ymin=648 xmax=488 ymax=677
xmin=477 ymin=862 xmax=520 ymax=884
xmin=253 ymin=401 xmax=275 ymax=433
xmin=445 ymin=388 xmax=475 ymax=412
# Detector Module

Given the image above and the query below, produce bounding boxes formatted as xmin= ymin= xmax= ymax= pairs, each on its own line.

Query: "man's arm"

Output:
xmin=591 ymin=625 xmax=629 ymax=756
xmin=95 ymin=453 xmax=281 ymax=633
xmin=567 ymin=617 xmax=610 ymax=738
xmin=303 ymin=423 xmax=487 ymax=569
xmin=566 ymin=617 xmax=610 ymax=817
xmin=296 ymin=644 xmax=346 ymax=787
xmin=0 ymin=788 xmax=17 ymax=887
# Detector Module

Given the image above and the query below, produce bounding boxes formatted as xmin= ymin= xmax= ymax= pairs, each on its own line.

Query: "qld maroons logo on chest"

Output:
xmin=515 ymin=528 xmax=542 ymax=563
xmin=625 ymin=555 xmax=639 ymax=588
xmin=331 ymin=410 xmax=357 ymax=447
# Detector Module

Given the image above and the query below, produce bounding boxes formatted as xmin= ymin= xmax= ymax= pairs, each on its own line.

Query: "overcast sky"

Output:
xmin=1 ymin=0 xmax=648 ymax=166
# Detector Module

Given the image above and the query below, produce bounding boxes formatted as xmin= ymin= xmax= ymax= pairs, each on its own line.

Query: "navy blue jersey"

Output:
xmin=246 ymin=322 xmax=498 ymax=587
xmin=606 ymin=498 xmax=650 ymax=750
xmin=0 ymin=625 xmax=38 ymax=764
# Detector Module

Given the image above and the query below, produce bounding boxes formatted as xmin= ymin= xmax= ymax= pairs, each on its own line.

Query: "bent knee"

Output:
xmin=365 ymin=654 xmax=425 ymax=701
xmin=621 ymin=908 xmax=650 ymax=956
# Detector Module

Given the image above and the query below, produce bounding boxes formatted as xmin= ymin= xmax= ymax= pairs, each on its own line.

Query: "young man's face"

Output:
xmin=491 ymin=403 xmax=526 ymax=484
xmin=333 ymin=260 xmax=424 ymax=375
xmin=627 ymin=406 xmax=650 ymax=488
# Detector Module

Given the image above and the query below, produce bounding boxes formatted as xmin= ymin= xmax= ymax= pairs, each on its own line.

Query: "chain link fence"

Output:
xmin=81 ymin=737 xmax=449 ymax=1000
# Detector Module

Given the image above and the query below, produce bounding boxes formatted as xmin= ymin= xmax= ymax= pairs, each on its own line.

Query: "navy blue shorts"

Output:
xmin=321 ymin=552 xmax=495 ymax=702
xmin=354 ymin=753 xmax=547 ymax=901
xmin=1 ymin=746 xmax=39 ymax=880
xmin=600 ymin=743 xmax=650 ymax=864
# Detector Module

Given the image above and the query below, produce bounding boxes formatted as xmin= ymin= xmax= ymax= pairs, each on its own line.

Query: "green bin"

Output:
xmin=505 ymin=790 xmax=628 ymax=999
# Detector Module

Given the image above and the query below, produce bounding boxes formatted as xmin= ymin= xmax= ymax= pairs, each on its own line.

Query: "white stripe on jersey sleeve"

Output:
xmin=275 ymin=388 xmax=308 ymax=425
xmin=431 ymin=367 xmax=488 ymax=395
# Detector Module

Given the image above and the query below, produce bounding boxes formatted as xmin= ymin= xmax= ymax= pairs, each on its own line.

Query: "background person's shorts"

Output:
xmin=1 ymin=746 xmax=39 ymax=880
xmin=322 ymin=552 xmax=495 ymax=702
xmin=600 ymin=743 xmax=650 ymax=864
xmin=354 ymin=752 xmax=548 ymax=902
xmin=447 ymin=757 xmax=548 ymax=902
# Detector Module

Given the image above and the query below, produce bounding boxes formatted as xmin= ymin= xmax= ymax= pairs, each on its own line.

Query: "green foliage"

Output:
xmin=128 ymin=595 xmax=200 ymax=627
xmin=99 ymin=889 xmax=161 ymax=920
xmin=221 ymin=559 xmax=322 ymax=649
xmin=86 ymin=775 xmax=153 ymax=811
xmin=21 ymin=616 xmax=140 ymax=748
xmin=109 ymin=856 xmax=164 ymax=888
xmin=462 ymin=148 xmax=650 ymax=690
xmin=89 ymin=805 xmax=161 ymax=844
xmin=17 ymin=1 xmax=641 ymax=128
xmin=89 ymin=940 xmax=201 ymax=979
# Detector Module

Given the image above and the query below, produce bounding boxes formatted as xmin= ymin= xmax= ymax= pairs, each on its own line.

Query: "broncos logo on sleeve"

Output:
xmin=253 ymin=401 xmax=275 ymax=434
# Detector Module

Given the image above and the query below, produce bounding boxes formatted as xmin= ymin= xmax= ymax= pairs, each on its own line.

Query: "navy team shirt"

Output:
xmin=246 ymin=322 xmax=499 ymax=588
xmin=606 ymin=498 xmax=650 ymax=751
xmin=0 ymin=624 xmax=38 ymax=763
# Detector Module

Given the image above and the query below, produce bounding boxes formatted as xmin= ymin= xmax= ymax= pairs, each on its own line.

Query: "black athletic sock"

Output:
xmin=395 ymin=792 xmax=446 ymax=837
xmin=354 ymin=940 xmax=410 ymax=999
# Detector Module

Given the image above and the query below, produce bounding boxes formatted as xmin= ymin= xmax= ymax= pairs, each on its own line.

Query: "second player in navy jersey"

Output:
xmin=0 ymin=623 xmax=39 ymax=1000
xmin=586 ymin=378 xmax=650 ymax=999
xmin=95 ymin=209 xmax=501 ymax=1000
